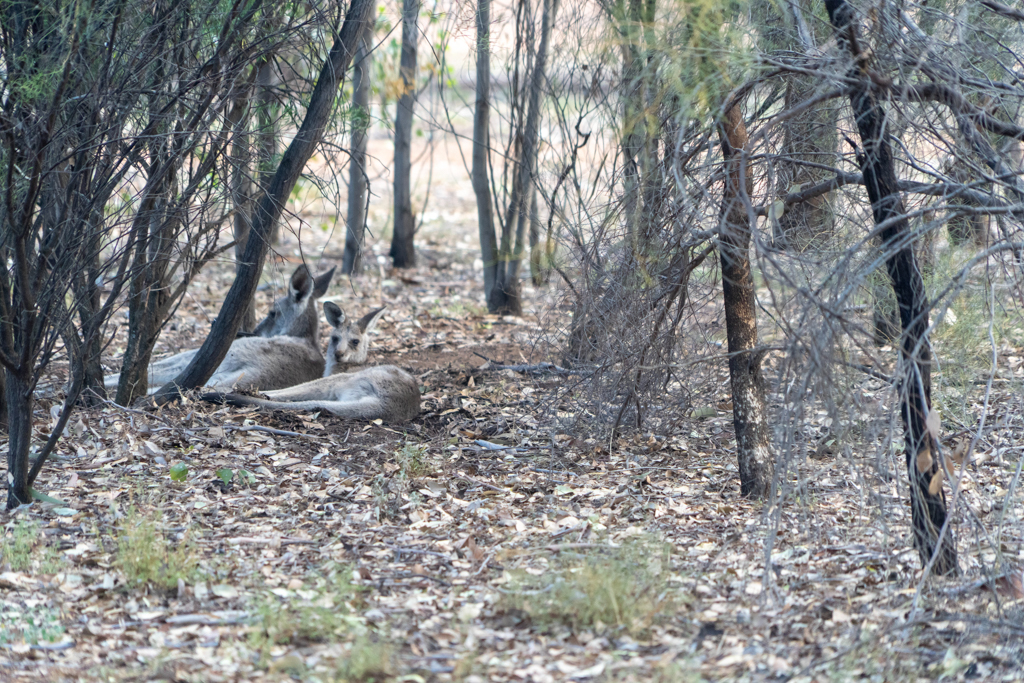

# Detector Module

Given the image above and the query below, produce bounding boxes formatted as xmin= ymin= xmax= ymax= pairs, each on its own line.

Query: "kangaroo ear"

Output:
xmin=323 ymin=301 xmax=345 ymax=328
xmin=312 ymin=266 xmax=336 ymax=298
xmin=357 ymin=307 xmax=387 ymax=334
xmin=289 ymin=266 xmax=313 ymax=301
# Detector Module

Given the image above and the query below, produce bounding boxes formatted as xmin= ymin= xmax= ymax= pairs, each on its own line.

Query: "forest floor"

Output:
xmin=2 ymin=169 xmax=1024 ymax=682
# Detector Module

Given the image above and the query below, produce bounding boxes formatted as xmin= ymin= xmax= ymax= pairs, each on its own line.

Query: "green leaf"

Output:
xmin=30 ymin=489 xmax=67 ymax=505
xmin=691 ymin=406 xmax=718 ymax=419
xmin=169 ymin=463 xmax=189 ymax=482
xmin=216 ymin=468 xmax=234 ymax=485
xmin=238 ymin=469 xmax=257 ymax=485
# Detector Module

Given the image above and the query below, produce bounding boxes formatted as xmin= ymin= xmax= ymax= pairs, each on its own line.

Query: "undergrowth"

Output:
xmin=0 ymin=518 xmax=64 ymax=574
xmin=115 ymin=506 xmax=198 ymax=589
xmin=248 ymin=564 xmax=364 ymax=663
xmin=499 ymin=537 xmax=680 ymax=637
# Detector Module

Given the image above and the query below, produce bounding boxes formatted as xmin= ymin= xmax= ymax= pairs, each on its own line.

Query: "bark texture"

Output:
xmin=344 ymin=32 xmax=373 ymax=275
xmin=719 ymin=105 xmax=774 ymax=499
xmin=826 ymin=0 xmax=957 ymax=574
xmin=473 ymin=0 xmax=498 ymax=302
xmin=390 ymin=0 xmax=419 ymax=269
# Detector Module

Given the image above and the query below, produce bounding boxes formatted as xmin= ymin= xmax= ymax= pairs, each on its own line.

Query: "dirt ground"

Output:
xmin=2 ymin=145 xmax=1024 ymax=682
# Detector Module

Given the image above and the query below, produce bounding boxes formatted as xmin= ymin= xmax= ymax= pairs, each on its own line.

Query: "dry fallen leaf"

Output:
xmin=916 ymin=446 xmax=934 ymax=474
xmin=926 ymin=408 xmax=941 ymax=442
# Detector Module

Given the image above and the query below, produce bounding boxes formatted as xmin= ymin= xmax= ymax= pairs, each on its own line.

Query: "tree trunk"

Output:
xmin=230 ymin=58 xmax=276 ymax=330
xmin=775 ymin=72 xmax=838 ymax=250
xmin=474 ymin=0 xmax=498 ymax=302
xmin=117 ymin=175 xmax=179 ymax=405
xmin=5 ymin=370 xmax=33 ymax=507
xmin=390 ymin=0 xmax=419 ymax=269
xmin=489 ymin=0 xmax=560 ymax=314
xmin=344 ymin=31 xmax=373 ymax=275
xmin=0 ymin=370 xmax=6 ymax=432
xmin=944 ymin=157 xmax=990 ymax=248
xmin=826 ymin=0 xmax=957 ymax=574
xmin=230 ymin=90 xmax=258 ymax=333
xmin=719 ymin=104 xmax=774 ymax=500
xmin=528 ymin=187 xmax=549 ymax=285
xmin=152 ymin=0 xmax=377 ymax=403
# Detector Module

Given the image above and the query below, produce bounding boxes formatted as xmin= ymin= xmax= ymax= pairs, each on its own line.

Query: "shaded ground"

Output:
xmin=2 ymin=161 xmax=1024 ymax=682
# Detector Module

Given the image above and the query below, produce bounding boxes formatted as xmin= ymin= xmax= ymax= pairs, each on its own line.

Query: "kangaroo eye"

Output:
xmin=349 ymin=339 xmax=359 ymax=349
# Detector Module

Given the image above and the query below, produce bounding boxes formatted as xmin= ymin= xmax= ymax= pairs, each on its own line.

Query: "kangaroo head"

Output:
xmin=252 ymin=265 xmax=336 ymax=340
xmin=323 ymin=302 xmax=387 ymax=374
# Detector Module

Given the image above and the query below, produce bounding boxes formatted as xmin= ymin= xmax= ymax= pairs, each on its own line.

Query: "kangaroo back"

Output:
xmin=203 ymin=304 xmax=420 ymax=422
xmin=106 ymin=265 xmax=336 ymax=396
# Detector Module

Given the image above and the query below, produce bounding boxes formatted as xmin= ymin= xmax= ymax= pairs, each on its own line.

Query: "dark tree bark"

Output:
xmin=0 ymin=370 xmax=6 ymax=432
xmin=390 ymin=0 xmax=419 ymax=269
xmin=489 ymin=0 xmax=560 ymax=314
xmin=5 ymin=371 xmax=33 ymax=507
xmin=826 ymin=0 xmax=957 ymax=574
xmin=719 ymin=104 xmax=774 ymax=499
xmin=152 ymin=0 xmax=377 ymax=403
xmin=473 ymin=0 xmax=498 ymax=301
xmin=528 ymin=187 xmax=548 ymax=285
xmin=344 ymin=30 xmax=373 ymax=275
xmin=230 ymin=82 xmax=258 ymax=333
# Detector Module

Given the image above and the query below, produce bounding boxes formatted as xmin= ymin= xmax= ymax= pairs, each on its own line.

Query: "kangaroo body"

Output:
xmin=106 ymin=266 xmax=335 ymax=396
xmin=205 ymin=303 xmax=420 ymax=422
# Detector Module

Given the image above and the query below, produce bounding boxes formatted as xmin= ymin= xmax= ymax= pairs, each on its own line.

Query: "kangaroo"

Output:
xmin=106 ymin=265 xmax=336 ymax=396
xmin=204 ymin=302 xmax=420 ymax=422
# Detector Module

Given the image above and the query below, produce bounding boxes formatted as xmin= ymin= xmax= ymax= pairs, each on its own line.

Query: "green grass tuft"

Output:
xmin=115 ymin=507 xmax=198 ymax=590
xmin=500 ymin=537 xmax=680 ymax=637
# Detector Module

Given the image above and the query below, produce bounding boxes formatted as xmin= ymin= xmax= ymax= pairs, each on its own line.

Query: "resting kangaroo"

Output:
xmin=105 ymin=265 xmax=336 ymax=396
xmin=204 ymin=302 xmax=420 ymax=422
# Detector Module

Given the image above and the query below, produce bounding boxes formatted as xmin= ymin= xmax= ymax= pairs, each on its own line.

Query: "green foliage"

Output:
xmin=0 ymin=605 xmax=65 ymax=646
xmin=0 ymin=519 xmax=64 ymax=574
xmin=169 ymin=462 xmax=189 ymax=482
xmin=395 ymin=442 xmax=435 ymax=478
xmin=499 ymin=538 xmax=680 ymax=637
xmin=115 ymin=507 xmax=198 ymax=590
xmin=336 ymin=635 xmax=396 ymax=682
xmin=248 ymin=565 xmax=362 ymax=662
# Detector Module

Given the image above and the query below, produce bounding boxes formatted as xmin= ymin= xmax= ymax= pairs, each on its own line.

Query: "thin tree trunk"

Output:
xmin=344 ymin=31 xmax=373 ymax=275
xmin=390 ymin=0 xmax=419 ymax=269
xmin=256 ymin=61 xmax=281 ymax=247
xmin=775 ymin=72 xmax=838 ymax=250
xmin=719 ymin=104 xmax=773 ymax=499
xmin=0 ymin=370 xmax=6 ymax=432
xmin=152 ymin=0 xmax=376 ymax=403
xmin=230 ymin=85 xmax=258 ymax=332
xmin=474 ymin=0 xmax=498 ymax=302
xmin=490 ymin=0 xmax=560 ymax=314
xmin=826 ymin=0 xmax=957 ymax=574
xmin=117 ymin=173 xmax=179 ymax=405
xmin=528 ymin=186 xmax=548 ymax=285
xmin=5 ymin=370 xmax=32 ymax=507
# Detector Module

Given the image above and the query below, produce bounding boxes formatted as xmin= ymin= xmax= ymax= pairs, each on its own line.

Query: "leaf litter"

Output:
xmin=2 ymin=225 xmax=1023 ymax=682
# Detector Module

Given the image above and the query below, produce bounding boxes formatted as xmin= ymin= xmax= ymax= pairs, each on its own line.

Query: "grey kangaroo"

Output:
xmin=204 ymin=302 xmax=420 ymax=422
xmin=106 ymin=265 xmax=336 ymax=396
